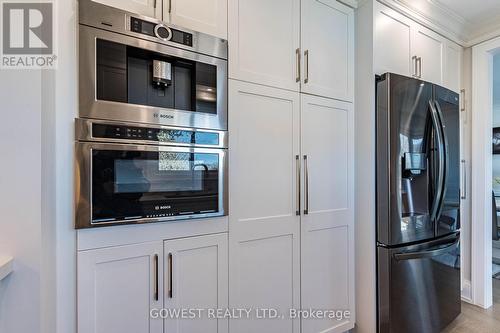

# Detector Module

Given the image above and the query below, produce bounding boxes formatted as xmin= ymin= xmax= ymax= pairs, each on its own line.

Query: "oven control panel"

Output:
xmin=130 ymin=17 xmax=193 ymax=47
xmin=92 ymin=123 xmax=220 ymax=146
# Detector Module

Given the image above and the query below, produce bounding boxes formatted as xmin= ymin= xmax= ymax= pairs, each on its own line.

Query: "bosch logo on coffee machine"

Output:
xmin=154 ymin=113 xmax=174 ymax=120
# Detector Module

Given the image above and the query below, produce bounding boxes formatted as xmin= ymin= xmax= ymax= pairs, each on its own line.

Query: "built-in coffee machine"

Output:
xmin=79 ymin=0 xmax=228 ymax=130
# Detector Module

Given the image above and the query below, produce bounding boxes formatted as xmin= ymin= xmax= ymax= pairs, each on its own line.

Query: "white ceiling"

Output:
xmin=435 ymin=0 xmax=500 ymax=25
xmin=380 ymin=0 xmax=500 ymax=46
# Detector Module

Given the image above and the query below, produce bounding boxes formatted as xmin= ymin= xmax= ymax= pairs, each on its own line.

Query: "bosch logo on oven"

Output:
xmin=155 ymin=205 xmax=172 ymax=211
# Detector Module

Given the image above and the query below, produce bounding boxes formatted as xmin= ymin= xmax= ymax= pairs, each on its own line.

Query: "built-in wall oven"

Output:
xmin=79 ymin=0 xmax=228 ymax=130
xmin=75 ymin=119 xmax=228 ymax=229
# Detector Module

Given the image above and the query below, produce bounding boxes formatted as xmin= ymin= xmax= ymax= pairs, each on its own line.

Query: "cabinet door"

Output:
xmin=163 ymin=233 xmax=228 ymax=333
xmin=92 ymin=0 xmax=161 ymax=19
xmin=78 ymin=242 xmax=163 ymax=333
xmin=228 ymin=80 xmax=301 ymax=333
xmin=228 ymin=0 xmax=300 ymax=91
xmin=374 ymin=2 xmax=413 ymax=77
xmin=300 ymin=95 xmax=355 ymax=333
xmin=444 ymin=41 xmax=462 ymax=93
xmin=412 ymin=26 xmax=444 ymax=85
xmin=166 ymin=0 xmax=227 ymax=39
xmin=301 ymin=0 xmax=354 ymax=101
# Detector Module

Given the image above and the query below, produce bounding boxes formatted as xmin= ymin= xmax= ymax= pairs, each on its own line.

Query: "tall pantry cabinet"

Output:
xmin=228 ymin=0 xmax=356 ymax=333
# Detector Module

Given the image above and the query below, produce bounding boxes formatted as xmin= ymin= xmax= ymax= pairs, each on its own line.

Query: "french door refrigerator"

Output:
xmin=376 ymin=73 xmax=461 ymax=333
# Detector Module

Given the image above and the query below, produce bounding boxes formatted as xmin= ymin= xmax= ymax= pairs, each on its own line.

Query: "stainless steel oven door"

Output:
xmin=75 ymin=142 xmax=228 ymax=229
xmin=79 ymin=25 xmax=228 ymax=130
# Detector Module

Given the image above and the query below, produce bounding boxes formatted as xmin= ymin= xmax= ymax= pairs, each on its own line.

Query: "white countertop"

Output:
xmin=0 ymin=256 xmax=13 ymax=281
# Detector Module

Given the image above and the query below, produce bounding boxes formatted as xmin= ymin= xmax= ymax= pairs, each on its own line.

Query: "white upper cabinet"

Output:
xmin=374 ymin=3 xmax=412 ymax=77
xmin=444 ymin=41 xmax=463 ymax=93
xmin=228 ymin=0 xmax=301 ymax=91
xmin=165 ymin=0 xmax=228 ymax=39
xmin=92 ymin=0 xmax=162 ymax=19
xmin=301 ymin=0 xmax=354 ymax=101
xmin=78 ymin=241 xmax=163 ymax=333
xmin=412 ymin=26 xmax=444 ymax=85
xmin=163 ymin=234 xmax=228 ymax=333
xmin=374 ymin=2 xmax=462 ymax=91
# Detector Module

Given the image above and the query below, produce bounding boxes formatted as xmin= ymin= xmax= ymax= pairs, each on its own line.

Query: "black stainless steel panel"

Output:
xmin=377 ymin=233 xmax=461 ymax=333
xmin=434 ymin=85 xmax=461 ymax=237
xmin=377 ymin=74 xmax=435 ymax=246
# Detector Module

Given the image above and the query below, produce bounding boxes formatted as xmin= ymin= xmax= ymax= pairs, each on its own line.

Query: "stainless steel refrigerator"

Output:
xmin=376 ymin=73 xmax=461 ymax=333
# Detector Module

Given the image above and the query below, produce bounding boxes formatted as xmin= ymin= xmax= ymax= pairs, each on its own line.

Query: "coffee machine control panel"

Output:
xmin=130 ymin=17 xmax=193 ymax=47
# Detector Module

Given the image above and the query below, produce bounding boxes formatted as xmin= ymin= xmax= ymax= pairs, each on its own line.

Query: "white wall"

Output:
xmin=0 ymin=0 xmax=78 ymax=332
xmin=0 ymin=71 xmax=43 ymax=332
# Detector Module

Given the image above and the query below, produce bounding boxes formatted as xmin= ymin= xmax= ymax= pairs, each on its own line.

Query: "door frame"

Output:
xmin=470 ymin=37 xmax=500 ymax=309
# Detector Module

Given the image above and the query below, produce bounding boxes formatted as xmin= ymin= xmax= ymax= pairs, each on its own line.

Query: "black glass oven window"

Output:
xmin=92 ymin=149 xmax=219 ymax=223
xmin=96 ymin=39 xmax=217 ymax=114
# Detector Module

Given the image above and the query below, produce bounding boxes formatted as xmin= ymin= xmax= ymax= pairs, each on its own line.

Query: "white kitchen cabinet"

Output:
xmin=163 ymin=233 xmax=228 ymax=333
xmin=301 ymin=0 xmax=354 ymax=101
xmin=92 ymin=0 xmax=162 ymax=19
xmin=444 ymin=41 xmax=463 ymax=93
xmin=165 ymin=0 xmax=228 ymax=39
xmin=300 ymin=94 xmax=355 ymax=333
xmin=374 ymin=2 xmax=462 ymax=91
xmin=412 ymin=25 xmax=444 ymax=85
xmin=78 ymin=241 xmax=164 ymax=333
xmin=228 ymin=80 xmax=301 ymax=333
xmin=374 ymin=3 xmax=413 ymax=77
xmin=228 ymin=0 xmax=301 ymax=91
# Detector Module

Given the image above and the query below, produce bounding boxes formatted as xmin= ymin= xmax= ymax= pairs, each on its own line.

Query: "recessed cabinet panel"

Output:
xmin=77 ymin=242 xmax=163 ymax=333
xmin=412 ymin=27 xmax=444 ymax=85
xmin=228 ymin=80 xmax=300 ymax=333
xmin=301 ymin=0 xmax=354 ymax=101
xmin=167 ymin=0 xmax=228 ymax=39
xmin=444 ymin=41 xmax=462 ymax=93
xmin=164 ymin=234 xmax=228 ymax=333
xmin=92 ymin=0 xmax=161 ymax=19
xmin=300 ymin=94 xmax=355 ymax=333
xmin=228 ymin=0 xmax=300 ymax=91
xmin=374 ymin=3 xmax=412 ymax=76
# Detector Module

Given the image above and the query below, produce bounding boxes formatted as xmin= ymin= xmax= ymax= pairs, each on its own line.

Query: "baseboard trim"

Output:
xmin=461 ymin=279 xmax=473 ymax=303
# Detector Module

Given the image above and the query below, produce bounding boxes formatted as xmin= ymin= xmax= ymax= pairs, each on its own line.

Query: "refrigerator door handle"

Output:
xmin=434 ymin=100 xmax=449 ymax=221
xmin=393 ymin=237 xmax=459 ymax=261
xmin=429 ymin=101 xmax=445 ymax=222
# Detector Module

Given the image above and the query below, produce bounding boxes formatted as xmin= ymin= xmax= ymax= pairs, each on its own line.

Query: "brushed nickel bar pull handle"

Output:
xmin=168 ymin=253 xmax=173 ymax=298
xmin=412 ymin=56 xmax=418 ymax=77
xmin=154 ymin=254 xmax=159 ymax=301
xmin=304 ymin=50 xmax=309 ymax=84
xmin=296 ymin=155 xmax=301 ymax=215
xmin=303 ymin=155 xmax=309 ymax=215
xmin=168 ymin=0 xmax=172 ymax=14
xmin=418 ymin=57 xmax=422 ymax=78
xmin=296 ymin=49 xmax=301 ymax=83
xmin=460 ymin=89 xmax=466 ymax=111
xmin=461 ymin=159 xmax=466 ymax=200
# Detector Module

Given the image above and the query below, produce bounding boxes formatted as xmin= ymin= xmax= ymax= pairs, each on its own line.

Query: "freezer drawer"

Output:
xmin=377 ymin=233 xmax=461 ymax=333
